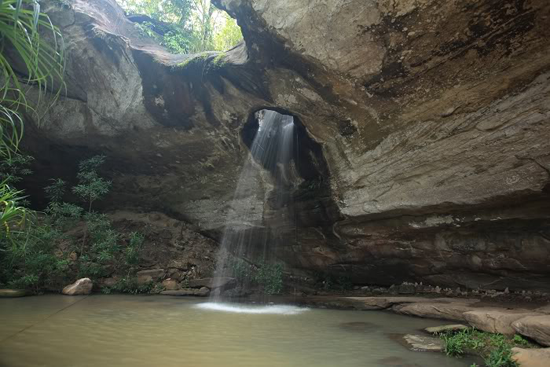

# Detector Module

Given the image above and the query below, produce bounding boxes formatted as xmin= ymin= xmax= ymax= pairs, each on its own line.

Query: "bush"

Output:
xmin=227 ymin=257 xmax=284 ymax=295
xmin=440 ymin=328 xmax=535 ymax=367
xmin=102 ymin=277 xmax=155 ymax=295
xmin=255 ymin=262 xmax=283 ymax=295
xmin=1 ymin=155 xmax=145 ymax=293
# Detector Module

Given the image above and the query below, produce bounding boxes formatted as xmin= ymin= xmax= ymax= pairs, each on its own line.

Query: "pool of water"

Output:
xmin=0 ymin=295 xmax=477 ymax=367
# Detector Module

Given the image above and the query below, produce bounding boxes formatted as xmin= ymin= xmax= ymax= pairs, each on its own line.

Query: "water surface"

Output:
xmin=0 ymin=295 xmax=476 ymax=367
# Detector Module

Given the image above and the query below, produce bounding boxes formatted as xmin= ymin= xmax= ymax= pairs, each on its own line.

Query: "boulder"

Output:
xmin=136 ymin=269 xmax=164 ymax=285
xmin=424 ymin=324 xmax=469 ymax=334
xmin=512 ymin=316 xmax=550 ymax=346
xmin=160 ymin=287 xmax=210 ymax=297
xmin=62 ymin=278 xmax=93 ymax=295
xmin=512 ymin=347 xmax=550 ymax=367
xmin=464 ymin=309 xmax=542 ymax=335
xmin=0 ymin=289 xmax=27 ymax=298
xmin=162 ymin=278 xmax=179 ymax=291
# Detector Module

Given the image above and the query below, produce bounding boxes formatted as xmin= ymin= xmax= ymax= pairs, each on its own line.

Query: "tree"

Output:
xmin=119 ymin=0 xmax=243 ymax=53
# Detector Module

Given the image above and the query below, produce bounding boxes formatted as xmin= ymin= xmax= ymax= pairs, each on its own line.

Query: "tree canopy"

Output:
xmin=118 ymin=0 xmax=243 ymax=53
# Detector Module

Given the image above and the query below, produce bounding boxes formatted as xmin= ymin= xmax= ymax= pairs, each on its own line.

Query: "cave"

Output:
xmin=1 ymin=0 xmax=550 ymax=365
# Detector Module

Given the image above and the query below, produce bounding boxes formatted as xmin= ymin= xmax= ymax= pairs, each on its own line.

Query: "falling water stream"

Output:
xmin=210 ymin=110 xmax=295 ymax=304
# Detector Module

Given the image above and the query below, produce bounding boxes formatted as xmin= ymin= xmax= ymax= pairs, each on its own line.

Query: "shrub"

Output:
xmin=440 ymin=328 xmax=534 ymax=367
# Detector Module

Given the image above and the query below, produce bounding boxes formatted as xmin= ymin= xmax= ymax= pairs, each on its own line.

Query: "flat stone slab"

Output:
xmin=512 ymin=347 xmax=550 ymax=367
xmin=390 ymin=333 xmax=444 ymax=352
xmin=464 ymin=309 xmax=542 ymax=335
xmin=160 ymin=287 xmax=209 ymax=297
xmin=535 ymin=304 xmax=550 ymax=314
xmin=302 ymin=296 xmax=480 ymax=311
xmin=393 ymin=302 xmax=476 ymax=321
xmin=424 ymin=324 xmax=469 ymax=334
xmin=512 ymin=316 xmax=550 ymax=346
xmin=0 ymin=289 xmax=27 ymax=298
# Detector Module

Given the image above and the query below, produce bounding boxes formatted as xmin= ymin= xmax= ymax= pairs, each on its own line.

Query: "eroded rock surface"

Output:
xmin=512 ymin=347 xmax=550 ymax=367
xmin=62 ymin=278 xmax=93 ymax=295
xmin=18 ymin=0 xmax=550 ymax=291
xmin=512 ymin=316 xmax=550 ymax=346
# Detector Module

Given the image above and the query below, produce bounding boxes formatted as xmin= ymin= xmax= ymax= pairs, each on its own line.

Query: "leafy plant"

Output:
xmin=125 ymin=232 xmax=144 ymax=266
xmin=254 ymin=262 xmax=283 ymax=295
xmin=103 ymin=276 xmax=155 ymax=295
xmin=227 ymin=257 xmax=284 ymax=295
xmin=440 ymin=328 xmax=534 ymax=367
xmin=0 ymin=0 xmax=65 ymax=157
xmin=1 ymin=223 xmax=69 ymax=292
xmin=0 ymin=181 xmax=30 ymax=237
xmin=72 ymin=155 xmax=111 ymax=212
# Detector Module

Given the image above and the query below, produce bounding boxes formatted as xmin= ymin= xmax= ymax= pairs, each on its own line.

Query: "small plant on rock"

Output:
xmin=72 ymin=155 xmax=111 ymax=212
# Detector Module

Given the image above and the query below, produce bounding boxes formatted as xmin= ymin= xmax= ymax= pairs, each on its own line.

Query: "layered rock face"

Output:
xmin=20 ymin=0 xmax=550 ymax=290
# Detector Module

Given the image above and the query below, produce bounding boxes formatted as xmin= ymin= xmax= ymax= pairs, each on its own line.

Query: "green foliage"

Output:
xmin=440 ymin=328 xmax=535 ymax=367
xmin=44 ymin=178 xmax=67 ymax=202
xmin=0 ymin=181 xmax=30 ymax=237
xmin=125 ymin=232 xmax=144 ymax=266
xmin=0 ymin=0 xmax=65 ymax=157
xmin=315 ymin=272 xmax=353 ymax=291
xmin=1 ymin=155 xmax=145 ymax=293
xmin=255 ymin=262 xmax=283 ymax=295
xmin=119 ymin=0 xmax=243 ymax=53
xmin=102 ymin=276 xmax=154 ymax=295
xmin=0 ymin=154 xmax=33 ymax=185
xmin=1 ymin=224 xmax=69 ymax=291
xmin=72 ymin=155 xmax=111 ymax=212
xmin=228 ymin=258 xmax=284 ymax=295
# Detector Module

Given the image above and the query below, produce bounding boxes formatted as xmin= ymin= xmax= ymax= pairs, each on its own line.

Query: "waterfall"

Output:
xmin=211 ymin=110 xmax=295 ymax=301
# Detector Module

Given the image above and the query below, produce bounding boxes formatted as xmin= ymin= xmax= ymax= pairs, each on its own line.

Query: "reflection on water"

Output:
xmin=0 ymin=295 xmax=476 ymax=367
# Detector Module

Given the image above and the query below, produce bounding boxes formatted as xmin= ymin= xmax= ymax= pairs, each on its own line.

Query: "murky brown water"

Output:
xmin=0 ymin=295 xmax=477 ymax=367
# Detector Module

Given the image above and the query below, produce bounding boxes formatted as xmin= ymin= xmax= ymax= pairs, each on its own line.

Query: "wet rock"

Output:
xmin=102 ymin=277 xmax=118 ymax=287
xmin=136 ymin=269 xmax=164 ymax=285
xmin=512 ymin=316 xmax=550 ymax=346
xmin=62 ymin=278 xmax=93 ymax=295
xmin=393 ymin=302 xmax=475 ymax=321
xmin=160 ymin=287 xmax=210 ymax=297
xmin=424 ymin=324 xmax=469 ymax=334
xmin=0 ymin=289 xmax=27 ymax=298
xmin=162 ymin=278 xmax=179 ymax=291
xmin=221 ymin=285 xmax=253 ymax=298
xmin=512 ymin=347 xmax=550 ymax=367
xmin=464 ymin=309 xmax=542 ymax=335
xmin=188 ymin=277 xmax=236 ymax=290
xmin=389 ymin=333 xmax=443 ymax=352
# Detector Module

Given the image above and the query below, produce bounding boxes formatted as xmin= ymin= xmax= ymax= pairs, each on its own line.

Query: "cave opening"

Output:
xmin=118 ymin=0 xmax=244 ymax=54
xmin=241 ymin=108 xmax=338 ymax=227
xmin=242 ymin=108 xmax=327 ymax=189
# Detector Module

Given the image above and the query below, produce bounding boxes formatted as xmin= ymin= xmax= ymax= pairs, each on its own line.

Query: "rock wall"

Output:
xmin=19 ymin=0 xmax=550 ymax=290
